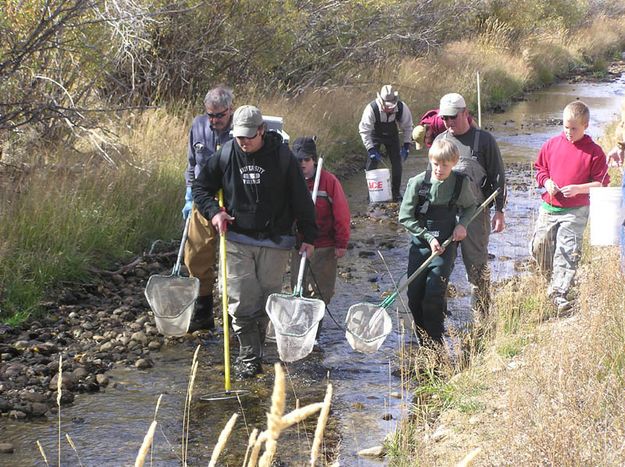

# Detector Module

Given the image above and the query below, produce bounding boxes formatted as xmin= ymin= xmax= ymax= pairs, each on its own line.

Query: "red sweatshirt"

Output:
xmin=305 ymin=169 xmax=351 ymax=249
xmin=535 ymin=132 xmax=609 ymax=208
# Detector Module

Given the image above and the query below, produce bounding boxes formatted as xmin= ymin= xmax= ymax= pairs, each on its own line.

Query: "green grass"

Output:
xmin=0 ymin=165 xmax=182 ymax=321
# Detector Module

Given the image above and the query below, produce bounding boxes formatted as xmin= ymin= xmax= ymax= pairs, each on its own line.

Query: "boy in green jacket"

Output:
xmin=399 ymin=139 xmax=477 ymax=344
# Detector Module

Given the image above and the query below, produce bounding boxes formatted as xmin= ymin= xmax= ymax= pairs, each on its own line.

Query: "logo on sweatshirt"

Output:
xmin=240 ymin=165 xmax=265 ymax=184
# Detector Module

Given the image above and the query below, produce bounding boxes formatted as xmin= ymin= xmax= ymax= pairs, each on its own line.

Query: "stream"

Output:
xmin=2 ymin=73 xmax=624 ymax=466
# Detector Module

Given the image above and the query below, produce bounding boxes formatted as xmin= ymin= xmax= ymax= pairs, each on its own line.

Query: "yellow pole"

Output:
xmin=218 ymin=190 xmax=231 ymax=392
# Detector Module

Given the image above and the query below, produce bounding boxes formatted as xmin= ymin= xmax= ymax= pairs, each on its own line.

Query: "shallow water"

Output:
xmin=2 ymin=74 xmax=624 ymax=466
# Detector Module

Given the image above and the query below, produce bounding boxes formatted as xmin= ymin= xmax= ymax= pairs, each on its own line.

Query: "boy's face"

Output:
xmin=430 ymin=158 xmax=456 ymax=181
xmin=563 ymin=116 xmax=588 ymax=143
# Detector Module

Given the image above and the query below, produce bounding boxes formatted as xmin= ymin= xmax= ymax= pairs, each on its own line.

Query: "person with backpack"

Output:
xmin=433 ymin=93 xmax=507 ymax=320
xmin=192 ymin=105 xmax=317 ymax=379
xmin=182 ymin=85 xmax=234 ymax=332
xmin=399 ymin=139 xmax=477 ymax=343
xmin=359 ymin=84 xmax=414 ymax=202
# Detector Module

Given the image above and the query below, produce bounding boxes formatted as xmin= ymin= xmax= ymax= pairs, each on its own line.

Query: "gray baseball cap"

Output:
xmin=232 ymin=105 xmax=263 ymax=137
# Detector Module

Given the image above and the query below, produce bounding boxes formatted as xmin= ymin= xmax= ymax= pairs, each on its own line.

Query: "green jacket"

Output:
xmin=399 ymin=170 xmax=477 ymax=244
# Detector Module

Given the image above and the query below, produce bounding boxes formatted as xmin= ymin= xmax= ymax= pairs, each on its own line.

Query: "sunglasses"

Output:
xmin=237 ymin=132 xmax=259 ymax=141
xmin=441 ymin=114 xmax=459 ymax=121
xmin=207 ymin=111 xmax=228 ymax=119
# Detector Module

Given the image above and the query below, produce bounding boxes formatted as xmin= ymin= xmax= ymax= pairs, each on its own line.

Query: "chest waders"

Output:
xmin=442 ymin=129 xmax=487 ymax=203
xmin=406 ymin=169 xmax=465 ymax=343
xmin=367 ymin=101 xmax=404 ymax=199
xmin=442 ymin=128 xmax=492 ymax=318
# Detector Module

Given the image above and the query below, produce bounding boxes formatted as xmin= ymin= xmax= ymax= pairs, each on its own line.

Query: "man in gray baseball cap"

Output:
xmin=434 ymin=92 xmax=507 ymax=320
xmin=192 ymin=105 xmax=317 ymax=379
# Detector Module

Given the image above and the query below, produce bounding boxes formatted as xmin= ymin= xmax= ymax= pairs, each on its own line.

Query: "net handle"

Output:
xmin=294 ymin=157 xmax=324 ymax=296
xmin=172 ymin=216 xmax=192 ymax=276
xmin=379 ymin=188 xmax=500 ymax=309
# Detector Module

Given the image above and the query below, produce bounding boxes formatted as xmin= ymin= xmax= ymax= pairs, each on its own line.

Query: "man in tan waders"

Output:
xmin=433 ymin=93 xmax=507 ymax=319
xmin=182 ymin=86 xmax=234 ymax=332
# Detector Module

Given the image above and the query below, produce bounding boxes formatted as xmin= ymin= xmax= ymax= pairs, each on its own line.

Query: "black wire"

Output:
xmin=302 ymin=259 xmax=346 ymax=332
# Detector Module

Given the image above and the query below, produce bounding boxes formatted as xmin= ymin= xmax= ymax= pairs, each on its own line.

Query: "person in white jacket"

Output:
xmin=359 ymin=84 xmax=414 ymax=202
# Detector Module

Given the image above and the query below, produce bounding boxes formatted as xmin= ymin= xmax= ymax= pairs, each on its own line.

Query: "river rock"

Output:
xmin=130 ymin=331 xmax=148 ymax=345
xmin=96 ymin=374 xmax=109 ymax=386
xmin=135 ymin=358 xmax=153 ymax=370
xmin=13 ymin=340 xmax=30 ymax=351
xmin=0 ymin=397 xmax=11 ymax=411
xmin=49 ymin=373 xmax=75 ymax=391
xmin=9 ymin=410 xmax=27 ymax=419
xmin=147 ymin=340 xmax=161 ymax=351
xmin=99 ymin=341 xmax=114 ymax=352
xmin=0 ymin=443 xmax=14 ymax=453
xmin=20 ymin=390 xmax=47 ymax=403
xmin=357 ymin=445 xmax=386 ymax=458
xmin=71 ymin=367 xmax=89 ymax=381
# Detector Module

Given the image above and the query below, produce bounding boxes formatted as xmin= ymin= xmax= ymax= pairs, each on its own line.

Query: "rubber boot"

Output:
xmin=188 ymin=294 xmax=215 ymax=332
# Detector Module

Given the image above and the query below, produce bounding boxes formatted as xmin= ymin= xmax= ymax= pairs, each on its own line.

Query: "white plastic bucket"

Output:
xmin=589 ymin=187 xmax=625 ymax=246
xmin=365 ymin=169 xmax=392 ymax=203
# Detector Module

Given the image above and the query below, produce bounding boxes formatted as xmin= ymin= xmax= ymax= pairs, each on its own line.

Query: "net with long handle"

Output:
xmin=144 ymin=216 xmax=200 ymax=337
xmin=345 ymin=189 xmax=500 ymax=353
xmin=265 ymin=157 xmax=326 ymax=362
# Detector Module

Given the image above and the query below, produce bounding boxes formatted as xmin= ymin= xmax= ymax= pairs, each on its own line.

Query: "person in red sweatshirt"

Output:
xmin=290 ymin=136 xmax=351 ymax=341
xmin=531 ymin=100 xmax=610 ymax=313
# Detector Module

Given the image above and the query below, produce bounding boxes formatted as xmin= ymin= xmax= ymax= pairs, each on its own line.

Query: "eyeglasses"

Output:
xmin=441 ymin=114 xmax=459 ymax=121
xmin=207 ymin=111 xmax=228 ymax=119
xmin=299 ymin=157 xmax=313 ymax=162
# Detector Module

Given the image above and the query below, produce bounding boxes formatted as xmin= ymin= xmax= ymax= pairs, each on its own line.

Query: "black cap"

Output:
xmin=292 ymin=136 xmax=317 ymax=160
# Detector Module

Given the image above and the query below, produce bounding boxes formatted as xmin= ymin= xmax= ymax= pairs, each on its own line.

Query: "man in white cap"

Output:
xmin=434 ymin=92 xmax=507 ymax=319
xmin=192 ymin=105 xmax=317 ymax=379
xmin=359 ymin=84 xmax=414 ymax=202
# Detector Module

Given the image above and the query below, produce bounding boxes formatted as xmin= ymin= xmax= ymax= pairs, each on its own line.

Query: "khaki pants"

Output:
xmin=224 ymin=241 xmax=290 ymax=363
xmin=183 ymin=205 xmax=217 ymax=296
xmin=530 ymin=206 xmax=589 ymax=296
xmin=289 ymin=247 xmax=338 ymax=305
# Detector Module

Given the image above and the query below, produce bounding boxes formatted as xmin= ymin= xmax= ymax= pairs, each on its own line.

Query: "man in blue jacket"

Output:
xmin=182 ymin=86 xmax=234 ymax=332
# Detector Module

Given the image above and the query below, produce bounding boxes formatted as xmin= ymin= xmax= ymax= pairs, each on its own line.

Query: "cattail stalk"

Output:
xmin=65 ymin=433 xmax=84 ymax=467
xmin=134 ymin=420 xmax=157 ymax=467
xmin=247 ymin=431 xmax=268 ymax=467
xmin=182 ymin=345 xmax=200 ymax=465
xmin=243 ymin=428 xmax=259 ymax=467
xmin=36 ymin=440 xmax=49 ymax=466
xmin=281 ymin=403 xmax=324 ymax=430
xmin=310 ymin=383 xmax=333 ymax=466
xmin=258 ymin=364 xmax=286 ymax=467
xmin=208 ymin=413 xmax=238 ymax=467
xmin=57 ymin=354 xmax=62 ymax=467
